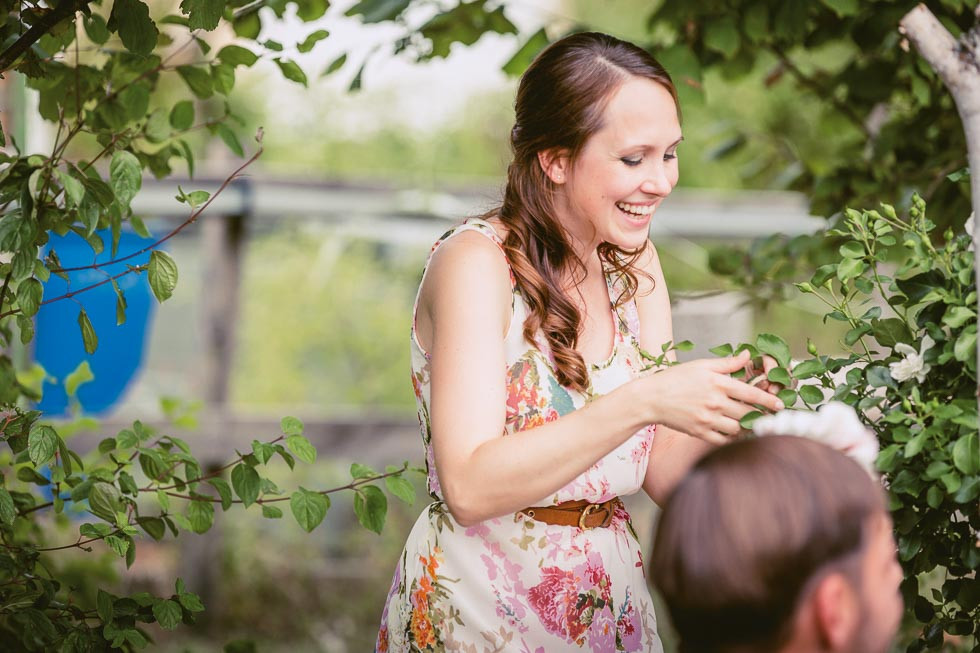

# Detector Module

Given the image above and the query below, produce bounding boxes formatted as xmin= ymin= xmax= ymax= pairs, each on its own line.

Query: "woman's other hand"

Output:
xmin=640 ymin=350 xmax=785 ymax=445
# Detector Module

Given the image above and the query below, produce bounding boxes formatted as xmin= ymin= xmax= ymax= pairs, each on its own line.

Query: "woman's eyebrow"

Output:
xmin=619 ymin=135 xmax=684 ymax=151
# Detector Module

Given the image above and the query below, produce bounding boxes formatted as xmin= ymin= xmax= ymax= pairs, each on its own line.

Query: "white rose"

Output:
xmin=888 ymin=335 xmax=934 ymax=384
xmin=966 ymin=212 xmax=975 ymax=251
xmin=753 ymin=402 xmax=879 ymax=474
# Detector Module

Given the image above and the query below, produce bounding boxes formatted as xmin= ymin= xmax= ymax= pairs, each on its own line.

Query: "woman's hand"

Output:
xmin=640 ymin=350 xmax=785 ymax=445
xmin=743 ymin=354 xmax=785 ymax=394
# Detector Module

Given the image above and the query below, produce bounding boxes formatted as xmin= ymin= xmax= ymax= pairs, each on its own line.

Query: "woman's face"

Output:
xmin=551 ymin=76 xmax=682 ymax=254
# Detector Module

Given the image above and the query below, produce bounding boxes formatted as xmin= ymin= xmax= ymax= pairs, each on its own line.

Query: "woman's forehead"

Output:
xmin=596 ymin=77 xmax=681 ymax=146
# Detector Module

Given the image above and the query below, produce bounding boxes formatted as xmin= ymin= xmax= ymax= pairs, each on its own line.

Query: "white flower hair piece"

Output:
xmin=752 ymin=402 xmax=879 ymax=475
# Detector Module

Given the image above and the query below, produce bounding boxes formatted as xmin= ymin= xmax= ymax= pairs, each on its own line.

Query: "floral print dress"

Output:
xmin=377 ymin=219 xmax=662 ymax=653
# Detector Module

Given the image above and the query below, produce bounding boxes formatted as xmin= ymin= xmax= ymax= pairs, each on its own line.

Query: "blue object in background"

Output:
xmin=35 ymin=229 xmax=159 ymax=416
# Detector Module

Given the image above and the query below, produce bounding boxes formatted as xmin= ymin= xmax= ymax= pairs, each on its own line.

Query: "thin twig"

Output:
xmin=51 ymin=146 xmax=263 ymax=274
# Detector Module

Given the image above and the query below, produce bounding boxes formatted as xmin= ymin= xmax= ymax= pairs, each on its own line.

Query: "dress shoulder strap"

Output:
xmin=411 ymin=219 xmax=518 ymax=357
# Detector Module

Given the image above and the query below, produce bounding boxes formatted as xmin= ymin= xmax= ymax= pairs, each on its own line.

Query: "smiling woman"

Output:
xmin=375 ymin=32 xmax=785 ymax=652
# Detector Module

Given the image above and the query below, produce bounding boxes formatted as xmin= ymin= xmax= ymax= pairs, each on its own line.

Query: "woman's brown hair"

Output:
xmin=489 ymin=32 xmax=679 ymax=392
xmin=650 ymin=436 xmax=884 ymax=653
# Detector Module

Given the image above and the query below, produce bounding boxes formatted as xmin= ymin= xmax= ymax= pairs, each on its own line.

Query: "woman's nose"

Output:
xmin=640 ymin=167 xmax=672 ymax=196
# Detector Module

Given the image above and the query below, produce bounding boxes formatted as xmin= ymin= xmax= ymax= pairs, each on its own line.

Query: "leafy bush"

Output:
xmin=714 ymin=194 xmax=978 ymax=650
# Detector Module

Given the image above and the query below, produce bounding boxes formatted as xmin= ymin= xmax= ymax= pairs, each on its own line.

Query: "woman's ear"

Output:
xmin=537 ymin=148 xmax=570 ymax=184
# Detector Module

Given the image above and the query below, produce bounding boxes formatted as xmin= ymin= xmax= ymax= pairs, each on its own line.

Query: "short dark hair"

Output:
xmin=650 ymin=436 xmax=884 ymax=653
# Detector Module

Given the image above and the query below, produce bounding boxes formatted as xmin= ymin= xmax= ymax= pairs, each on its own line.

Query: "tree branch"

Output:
xmin=0 ymin=0 xmax=91 ymax=73
xmin=900 ymin=3 xmax=980 ymax=398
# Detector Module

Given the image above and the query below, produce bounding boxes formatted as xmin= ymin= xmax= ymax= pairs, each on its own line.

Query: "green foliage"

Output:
xmin=0 ymin=0 xmax=458 ymax=648
xmin=722 ymin=196 xmax=978 ymax=650
xmin=638 ymin=1 xmax=977 ymax=300
xmin=0 ymin=400 xmax=419 ymax=649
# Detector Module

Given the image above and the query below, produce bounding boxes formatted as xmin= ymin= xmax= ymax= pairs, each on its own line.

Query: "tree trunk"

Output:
xmin=900 ymin=3 xmax=980 ymax=399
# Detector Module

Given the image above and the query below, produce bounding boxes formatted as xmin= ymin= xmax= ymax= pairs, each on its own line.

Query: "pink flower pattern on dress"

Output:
xmin=377 ymin=220 xmax=662 ymax=652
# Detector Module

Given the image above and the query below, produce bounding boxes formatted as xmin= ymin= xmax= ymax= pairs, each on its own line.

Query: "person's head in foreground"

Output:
xmin=651 ymin=435 xmax=903 ymax=653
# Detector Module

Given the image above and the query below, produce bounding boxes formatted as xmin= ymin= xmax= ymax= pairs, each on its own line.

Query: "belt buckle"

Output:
xmin=578 ymin=503 xmax=600 ymax=530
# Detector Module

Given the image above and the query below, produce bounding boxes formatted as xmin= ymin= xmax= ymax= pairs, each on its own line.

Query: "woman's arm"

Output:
xmin=419 ymin=234 xmax=781 ymax=525
xmin=632 ymin=243 xmax=715 ymax=506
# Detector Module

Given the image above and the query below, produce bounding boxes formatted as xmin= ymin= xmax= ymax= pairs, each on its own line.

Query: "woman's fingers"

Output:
xmin=725 ymin=377 xmax=785 ymax=412
xmin=709 ymin=350 xmax=752 ymax=374
xmin=697 ymin=430 xmax=730 ymax=446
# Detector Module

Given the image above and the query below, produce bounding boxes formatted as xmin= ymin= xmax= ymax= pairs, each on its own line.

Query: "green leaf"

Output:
xmin=109 ymin=150 xmax=141 ymax=209
xmin=353 ymin=484 xmax=387 ymax=534
xmin=177 ymin=65 xmax=214 ymax=99
xmin=709 ymin=343 xmax=733 ymax=357
xmin=261 ymin=504 xmax=283 ymax=518
xmin=274 ymin=58 xmax=308 ymax=87
xmin=756 ymin=333 xmax=791 ymax=368
xmin=186 ymin=498 xmax=214 ymax=533
xmin=385 ymin=474 xmax=415 ymax=505
xmin=285 ymin=434 xmax=316 ymax=464
xmin=297 ymin=29 xmax=329 ymax=53
xmin=88 ymin=482 xmax=122 ymax=522
xmin=212 ymin=63 xmax=235 ymax=95
xmin=180 ymin=0 xmax=223 ymax=30
xmin=16 ymin=277 xmax=42 ymax=317
xmin=502 ymin=28 xmax=549 ymax=76
xmin=65 ymin=360 xmax=94 ymax=398
xmin=213 ymin=123 xmax=244 ymax=157
xmin=290 ymin=487 xmax=329 ymax=532
xmin=866 ymin=365 xmax=896 ymax=389
xmin=954 ymin=476 xmax=980 ymax=504
xmin=206 ymin=478 xmax=232 ymax=510
xmin=741 ymin=3 xmax=769 ymax=42
xmin=791 ymin=359 xmax=825 ymax=379
xmin=904 ymin=430 xmax=928 ymax=458
xmin=776 ymin=388 xmax=798 ymax=407
xmin=943 ymin=305 xmax=976 ymax=329
xmin=839 ymin=241 xmax=865 ymax=258
xmin=218 ymin=45 xmax=259 ymax=67
xmin=346 ymin=0 xmax=411 ymax=23
xmin=281 ymin=416 xmax=303 ymax=435
xmin=954 ymin=325 xmax=977 ymax=362
xmin=148 ymin=250 xmax=178 ymax=302
xmin=820 ymin=0 xmax=859 ymax=17
xmin=151 ymin=598 xmax=182 ymax=630
xmin=798 ymin=384 xmax=824 ymax=404
xmin=231 ymin=463 xmax=260 ymax=508
xmin=704 ymin=16 xmax=739 ymax=58
xmin=871 ymin=318 xmax=911 ymax=348
xmin=952 ymin=432 xmax=979 ymax=475
xmin=110 ymin=0 xmax=159 ymax=56
xmin=350 ymin=463 xmax=377 ymax=479
xmin=55 ymin=169 xmax=85 ymax=208
xmin=137 ymin=516 xmax=166 ymax=540
xmin=0 ymin=488 xmax=16 ymax=525
xmin=97 ymin=590 xmax=115 ymax=622
xmin=85 ymin=14 xmax=111 ymax=44
xmin=16 ymin=314 xmax=34 ymax=345
xmin=321 ymin=53 xmax=347 ymax=77
xmin=28 ymin=423 xmax=58 ymax=466
xmin=766 ymin=367 xmax=792 ymax=386
xmin=836 ymin=257 xmax=865 ymax=282
xmin=169 ymin=101 xmax=194 ymax=130
xmin=176 ymin=592 xmax=204 ymax=614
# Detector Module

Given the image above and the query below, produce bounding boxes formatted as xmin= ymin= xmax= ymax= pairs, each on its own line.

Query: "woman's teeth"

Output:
xmin=616 ymin=202 xmax=655 ymax=216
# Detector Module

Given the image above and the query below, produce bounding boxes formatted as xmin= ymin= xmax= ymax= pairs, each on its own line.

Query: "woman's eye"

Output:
xmin=664 ymin=152 xmax=677 ymax=161
xmin=621 ymin=157 xmax=642 ymax=167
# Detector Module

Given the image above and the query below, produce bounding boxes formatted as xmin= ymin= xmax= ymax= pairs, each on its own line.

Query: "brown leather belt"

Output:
xmin=518 ymin=497 xmax=623 ymax=529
